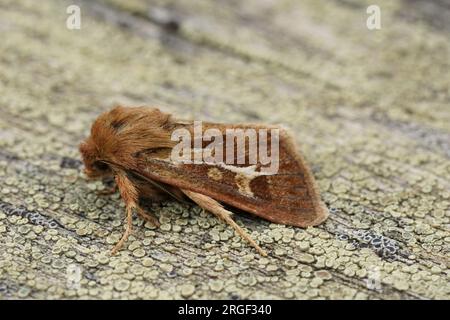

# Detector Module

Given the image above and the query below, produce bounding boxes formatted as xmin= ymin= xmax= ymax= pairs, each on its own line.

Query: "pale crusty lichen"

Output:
xmin=0 ymin=0 xmax=449 ymax=300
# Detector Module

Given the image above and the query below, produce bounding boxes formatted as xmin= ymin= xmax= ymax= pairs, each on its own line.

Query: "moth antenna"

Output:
xmin=182 ymin=190 xmax=268 ymax=256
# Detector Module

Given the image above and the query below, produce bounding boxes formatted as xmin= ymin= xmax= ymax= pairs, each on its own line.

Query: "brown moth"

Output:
xmin=79 ymin=106 xmax=329 ymax=256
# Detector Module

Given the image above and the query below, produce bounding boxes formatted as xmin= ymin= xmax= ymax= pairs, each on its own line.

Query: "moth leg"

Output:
xmin=182 ymin=189 xmax=268 ymax=256
xmin=111 ymin=204 xmax=133 ymax=255
xmin=111 ymin=171 xmax=138 ymax=255
xmin=136 ymin=206 xmax=160 ymax=227
xmin=97 ymin=183 xmax=118 ymax=196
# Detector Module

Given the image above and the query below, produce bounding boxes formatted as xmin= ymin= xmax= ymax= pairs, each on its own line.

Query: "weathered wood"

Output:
xmin=0 ymin=0 xmax=448 ymax=299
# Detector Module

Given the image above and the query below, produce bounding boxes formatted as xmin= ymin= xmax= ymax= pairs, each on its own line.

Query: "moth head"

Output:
xmin=79 ymin=139 xmax=112 ymax=179
xmin=79 ymin=105 xmax=175 ymax=178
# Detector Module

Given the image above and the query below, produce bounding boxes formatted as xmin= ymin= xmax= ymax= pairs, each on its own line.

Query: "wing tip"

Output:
xmin=289 ymin=201 xmax=329 ymax=228
xmin=267 ymin=200 xmax=329 ymax=228
xmin=309 ymin=201 xmax=330 ymax=226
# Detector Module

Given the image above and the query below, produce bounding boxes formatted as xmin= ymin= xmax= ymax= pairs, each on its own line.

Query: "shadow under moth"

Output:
xmin=79 ymin=106 xmax=329 ymax=256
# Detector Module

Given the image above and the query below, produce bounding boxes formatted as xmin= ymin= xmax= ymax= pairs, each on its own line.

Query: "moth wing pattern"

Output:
xmin=134 ymin=122 xmax=329 ymax=227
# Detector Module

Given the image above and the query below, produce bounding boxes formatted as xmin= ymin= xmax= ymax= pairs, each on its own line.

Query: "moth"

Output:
xmin=79 ymin=106 xmax=329 ymax=256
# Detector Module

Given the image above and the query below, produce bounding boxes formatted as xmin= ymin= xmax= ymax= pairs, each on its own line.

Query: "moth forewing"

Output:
xmin=138 ymin=122 xmax=329 ymax=227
